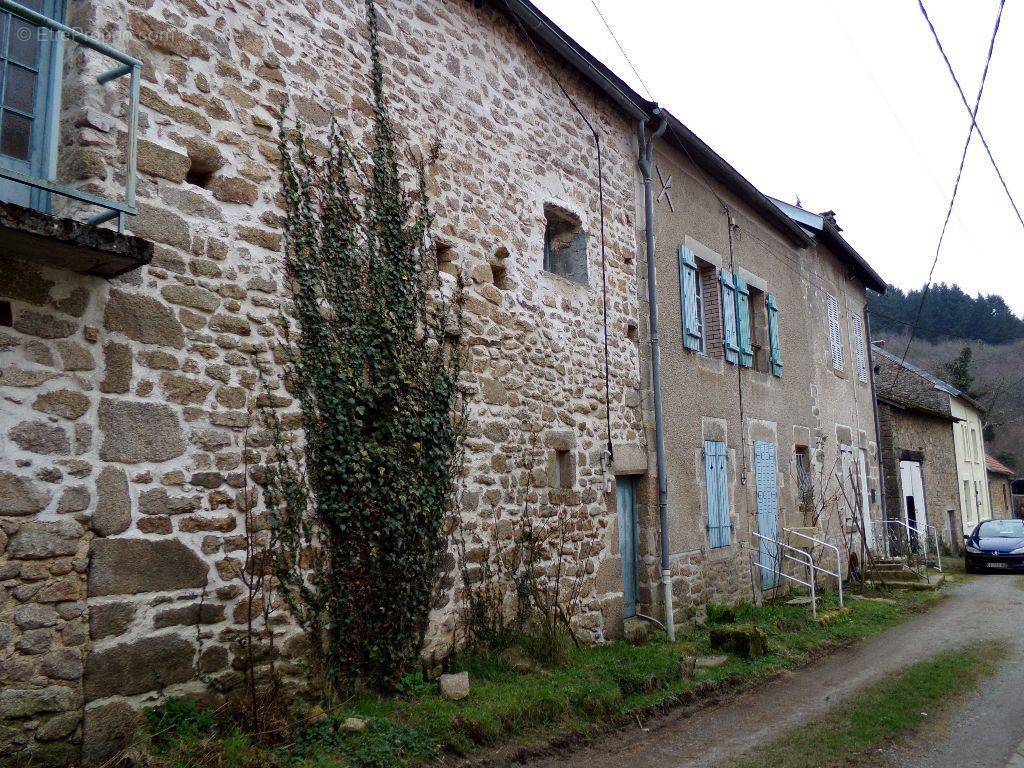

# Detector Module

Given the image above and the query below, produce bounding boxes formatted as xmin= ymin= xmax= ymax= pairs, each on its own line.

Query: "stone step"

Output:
xmin=864 ymin=573 xmax=944 ymax=591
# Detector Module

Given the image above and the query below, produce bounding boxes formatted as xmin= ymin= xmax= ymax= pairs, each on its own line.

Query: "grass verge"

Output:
xmin=731 ymin=641 xmax=1009 ymax=768
xmin=144 ymin=589 xmax=944 ymax=768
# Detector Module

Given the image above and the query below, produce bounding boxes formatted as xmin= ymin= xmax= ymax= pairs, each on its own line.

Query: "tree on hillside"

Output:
xmin=941 ymin=344 xmax=1024 ymax=444
xmin=868 ymin=283 xmax=1024 ymax=345
xmin=942 ymin=346 xmax=979 ymax=398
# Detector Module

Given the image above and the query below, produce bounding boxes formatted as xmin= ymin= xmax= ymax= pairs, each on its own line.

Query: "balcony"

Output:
xmin=0 ymin=0 xmax=151 ymax=277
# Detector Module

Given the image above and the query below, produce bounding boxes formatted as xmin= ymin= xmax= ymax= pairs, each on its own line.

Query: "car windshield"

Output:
xmin=977 ymin=520 xmax=1024 ymax=538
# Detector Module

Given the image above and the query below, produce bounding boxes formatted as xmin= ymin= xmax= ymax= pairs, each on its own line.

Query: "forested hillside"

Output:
xmin=871 ymin=329 xmax=1024 ymax=471
xmin=868 ymin=283 xmax=1024 ymax=344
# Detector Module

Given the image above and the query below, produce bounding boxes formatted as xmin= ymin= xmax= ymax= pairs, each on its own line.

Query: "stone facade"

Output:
xmin=633 ymin=147 xmax=885 ymax=619
xmin=1 ymin=0 xmax=647 ymax=763
xmin=873 ymin=345 xmax=990 ymax=543
xmin=875 ymin=394 xmax=962 ymax=551
xmin=987 ymin=456 xmax=1015 ymax=520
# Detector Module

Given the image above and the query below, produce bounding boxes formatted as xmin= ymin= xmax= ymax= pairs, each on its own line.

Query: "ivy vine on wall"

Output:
xmin=264 ymin=0 xmax=463 ymax=694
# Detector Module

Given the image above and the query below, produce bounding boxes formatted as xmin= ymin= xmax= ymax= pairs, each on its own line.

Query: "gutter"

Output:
xmin=638 ymin=112 xmax=675 ymax=641
xmin=483 ymin=0 xmax=812 ymax=249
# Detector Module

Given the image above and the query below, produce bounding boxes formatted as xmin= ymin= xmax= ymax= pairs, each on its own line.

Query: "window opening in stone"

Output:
xmin=543 ymin=204 xmax=587 ymax=285
xmin=0 ymin=301 xmax=10 ymax=327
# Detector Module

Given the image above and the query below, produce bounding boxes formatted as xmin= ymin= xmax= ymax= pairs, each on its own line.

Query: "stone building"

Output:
xmin=872 ymin=344 xmax=988 ymax=549
xmin=986 ymin=454 xmax=1015 ymax=520
xmin=0 ymin=0 xmax=897 ymax=764
xmin=621 ymin=122 xmax=887 ymax=621
xmin=0 ymin=0 xmax=663 ymax=762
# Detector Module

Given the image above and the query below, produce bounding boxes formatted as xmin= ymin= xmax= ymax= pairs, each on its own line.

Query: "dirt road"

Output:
xmin=526 ymin=574 xmax=1024 ymax=768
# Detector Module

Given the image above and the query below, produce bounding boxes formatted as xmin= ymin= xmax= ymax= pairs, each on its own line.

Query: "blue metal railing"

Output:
xmin=0 ymin=0 xmax=141 ymax=232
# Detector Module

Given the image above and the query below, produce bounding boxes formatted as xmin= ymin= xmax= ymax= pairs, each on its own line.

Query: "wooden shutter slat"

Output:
xmin=720 ymin=270 xmax=739 ymax=365
xmin=734 ymin=275 xmax=753 ymax=368
xmin=767 ymin=292 xmax=783 ymax=377
xmin=679 ymin=245 xmax=702 ymax=351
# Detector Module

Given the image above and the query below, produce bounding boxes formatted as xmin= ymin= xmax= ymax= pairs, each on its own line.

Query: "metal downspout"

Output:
xmin=637 ymin=112 xmax=674 ymax=641
xmin=865 ymin=310 xmax=888 ymax=546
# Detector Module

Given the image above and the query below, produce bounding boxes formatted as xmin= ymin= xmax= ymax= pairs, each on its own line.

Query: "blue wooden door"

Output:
xmin=616 ymin=476 xmax=638 ymax=618
xmin=0 ymin=0 xmax=62 ymax=209
xmin=755 ymin=441 xmax=781 ymax=589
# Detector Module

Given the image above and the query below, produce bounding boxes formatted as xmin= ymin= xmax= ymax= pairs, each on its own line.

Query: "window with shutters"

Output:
xmin=704 ymin=440 xmax=731 ymax=547
xmin=851 ymin=313 xmax=868 ymax=382
xmin=827 ymin=294 xmax=844 ymax=371
xmin=747 ymin=285 xmax=768 ymax=372
xmin=678 ymin=245 xmax=703 ymax=352
xmin=700 ymin=263 xmax=722 ymax=358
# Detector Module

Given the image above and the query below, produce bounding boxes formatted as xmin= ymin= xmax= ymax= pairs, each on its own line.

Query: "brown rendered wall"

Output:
xmin=634 ymin=142 xmax=883 ymax=619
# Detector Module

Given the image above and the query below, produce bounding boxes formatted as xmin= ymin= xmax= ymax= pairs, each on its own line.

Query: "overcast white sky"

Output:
xmin=532 ymin=0 xmax=1024 ymax=315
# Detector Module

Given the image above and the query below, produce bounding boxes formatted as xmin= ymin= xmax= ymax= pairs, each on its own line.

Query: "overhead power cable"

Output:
xmin=917 ymin=0 xmax=1024 ymax=230
xmin=892 ymin=0 xmax=1007 ymax=388
xmin=500 ymin=0 xmax=616 ymax=460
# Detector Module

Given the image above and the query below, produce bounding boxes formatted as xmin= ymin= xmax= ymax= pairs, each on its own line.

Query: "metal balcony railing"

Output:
xmin=0 ymin=0 xmax=140 ymax=232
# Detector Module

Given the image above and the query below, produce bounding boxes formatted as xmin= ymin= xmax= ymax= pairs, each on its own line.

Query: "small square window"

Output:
xmin=543 ymin=204 xmax=587 ymax=285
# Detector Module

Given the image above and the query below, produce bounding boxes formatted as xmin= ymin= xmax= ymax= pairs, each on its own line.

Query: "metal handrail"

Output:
xmin=751 ymin=532 xmax=818 ymax=620
xmin=784 ymin=528 xmax=843 ymax=609
xmin=0 ymin=0 xmax=141 ymax=232
xmin=881 ymin=518 xmax=942 ymax=573
xmin=922 ymin=522 xmax=943 ymax=573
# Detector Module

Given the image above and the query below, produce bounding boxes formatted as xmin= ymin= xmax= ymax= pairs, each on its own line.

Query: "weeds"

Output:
xmin=143 ymin=589 xmax=942 ymax=768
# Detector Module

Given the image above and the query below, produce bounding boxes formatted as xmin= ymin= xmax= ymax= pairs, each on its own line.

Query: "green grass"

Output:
xmin=732 ymin=642 xmax=1009 ymax=768
xmin=145 ymin=589 xmax=945 ymax=768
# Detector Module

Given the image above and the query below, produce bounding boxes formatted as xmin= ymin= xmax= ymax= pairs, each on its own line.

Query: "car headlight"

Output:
xmin=1011 ymin=545 xmax=1024 ymax=555
xmin=966 ymin=544 xmax=981 ymax=554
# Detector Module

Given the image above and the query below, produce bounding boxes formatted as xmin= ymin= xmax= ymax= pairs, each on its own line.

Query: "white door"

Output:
xmin=899 ymin=460 xmax=926 ymax=548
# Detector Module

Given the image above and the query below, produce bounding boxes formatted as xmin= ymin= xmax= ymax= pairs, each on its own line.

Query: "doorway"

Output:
xmin=615 ymin=476 xmax=639 ymax=619
xmin=754 ymin=441 xmax=780 ymax=589
xmin=899 ymin=460 xmax=926 ymax=551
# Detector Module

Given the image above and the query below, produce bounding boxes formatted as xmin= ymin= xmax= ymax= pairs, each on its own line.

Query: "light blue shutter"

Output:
xmin=704 ymin=440 xmax=731 ymax=547
xmin=720 ymin=270 xmax=739 ymax=365
xmin=734 ymin=275 xmax=753 ymax=368
xmin=678 ymin=245 xmax=702 ymax=351
xmin=767 ymin=292 xmax=783 ymax=377
xmin=754 ymin=441 xmax=780 ymax=588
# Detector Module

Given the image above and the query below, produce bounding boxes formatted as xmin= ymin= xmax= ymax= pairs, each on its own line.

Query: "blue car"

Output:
xmin=964 ymin=519 xmax=1024 ymax=573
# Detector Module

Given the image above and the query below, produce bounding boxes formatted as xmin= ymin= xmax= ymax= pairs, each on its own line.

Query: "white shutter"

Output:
xmin=852 ymin=313 xmax=868 ymax=382
xmin=827 ymin=294 xmax=844 ymax=370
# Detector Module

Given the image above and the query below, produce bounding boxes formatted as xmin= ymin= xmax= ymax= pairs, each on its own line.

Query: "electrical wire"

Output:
xmin=892 ymin=0 xmax=1006 ymax=389
xmin=588 ymin=0 xmax=653 ymax=100
xmin=500 ymin=0 xmax=615 ymax=460
xmin=917 ymin=0 xmax=1023 ymax=230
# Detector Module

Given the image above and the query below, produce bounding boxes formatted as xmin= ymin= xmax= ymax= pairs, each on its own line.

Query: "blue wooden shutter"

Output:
xmin=734 ymin=275 xmax=753 ymax=368
xmin=678 ymin=245 xmax=702 ymax=351
xmin=720 ymin=270 xmax=739 ymax=365
xmin=705 ymin=440 xmax=731 ymax=547
xmin=754 ymin=441 xmax=780 ymax=588
xmin=767 ymin=292 xmax=783 ymax=377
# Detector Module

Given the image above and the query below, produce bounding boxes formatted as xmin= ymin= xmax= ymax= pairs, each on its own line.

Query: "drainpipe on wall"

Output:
xmin=865 ymin=309 xmax=888 ymax=531
xmin=637 ymin=111 xmax=674 ymax=641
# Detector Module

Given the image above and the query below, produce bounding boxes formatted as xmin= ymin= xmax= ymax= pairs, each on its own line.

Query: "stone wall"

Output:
xmin=0 ymin=0 xmax=646 ymax=763
xmin=877 ymin=401 xmax=962 ymax=550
